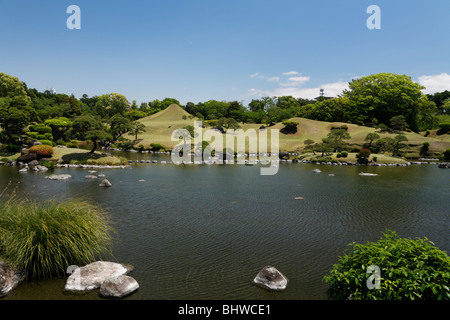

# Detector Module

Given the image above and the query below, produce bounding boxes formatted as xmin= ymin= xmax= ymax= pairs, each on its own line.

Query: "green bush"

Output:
xmin=444 ymin=149 xmax=450 ymax=161
xmin=39 ymin=160 xmax=55 ymax=169
xmin=341 ymin=151 xmax=348 ymax=158
xmin=56 ymin=140 xmax=66 ymax=146
xmin=66 ymin=140 xmax=78 ymax=148
xmin=324 ymin=231 xmax=450 ymax=300
xmin=30 ymin=124 xmax=52 ymax=134
xmin=281 ymin=121 xmax=299 ymax=134
xmin=26 ymin=132 xmax=39 ymax=139
xmin=438 ymin=123 xmax=450 ymax=134
xmin=0 ymin=198 xmax=114 ymax=280
xmin=39 ymin=140 xmax=53 ymax=146
xmin=150 ymin=143 xmax=164 ymax=151
xmin=5 ymin=144 xmax=21 ymax=153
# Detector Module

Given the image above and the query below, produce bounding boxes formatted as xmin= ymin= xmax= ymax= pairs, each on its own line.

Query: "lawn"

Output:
xmin=127 ymin=104 xmax=450 ymax=154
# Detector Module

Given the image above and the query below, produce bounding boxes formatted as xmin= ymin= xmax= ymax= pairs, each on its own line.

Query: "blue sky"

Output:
xmin=1 ymin=0 xmax=450 ymax=106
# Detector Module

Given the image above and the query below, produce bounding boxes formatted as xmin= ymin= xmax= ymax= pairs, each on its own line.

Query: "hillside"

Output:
xmin=127 ymin=105 xmax=450 ymax=153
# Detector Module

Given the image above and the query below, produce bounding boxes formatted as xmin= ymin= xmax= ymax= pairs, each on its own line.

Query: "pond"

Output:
xmin=0 ymin=158 xmax=449 ymax=300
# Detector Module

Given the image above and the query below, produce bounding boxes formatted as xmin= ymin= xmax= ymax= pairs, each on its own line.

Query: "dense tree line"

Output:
xmin=1 ymin=72 xmax=449 ymax=151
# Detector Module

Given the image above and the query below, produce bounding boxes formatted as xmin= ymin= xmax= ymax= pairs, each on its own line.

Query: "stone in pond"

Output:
xmin=99 ymin=179 xmax=112 ymax=187
xmin=99 ymin=275 xmax=139 ymax=299
xmin=64 ymin=261 xmax=133 ymax=292
xmin=253 ymin=266 xmax=288 ymax=291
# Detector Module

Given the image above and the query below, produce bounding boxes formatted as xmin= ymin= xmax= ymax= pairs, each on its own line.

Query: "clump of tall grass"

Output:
xmin=0 ymin=192 xmax=114 ymax=280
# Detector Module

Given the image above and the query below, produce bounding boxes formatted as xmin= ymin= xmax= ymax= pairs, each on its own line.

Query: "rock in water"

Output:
xmin=99 ymin=275 xmax=139 ymax=299
xmin=64 ymin=261 xmax=132 ymax=292
xmin=85 ymin=175 xmax=98 ymax=179
xmin=46 ymin=174 xmax=72 ymax=180
xmin=99 ymin=179 xmax=112 ymax=187
xmin=253 ymin=266 xmax=288 ymax=291
xmin=0 ymin=261 xmax=26 ymax=298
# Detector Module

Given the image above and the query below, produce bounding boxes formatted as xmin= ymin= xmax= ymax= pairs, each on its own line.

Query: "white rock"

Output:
xmin=65 ymin=261 xmax=132 ymax=292
xmin=99 ymin=275 xmax=139 ymax=299
xmin=253 ymin=266 xmax=288 ymax=291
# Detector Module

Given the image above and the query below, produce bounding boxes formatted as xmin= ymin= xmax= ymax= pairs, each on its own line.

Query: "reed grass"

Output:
xmin=0 ymin=190 xmax=114 ymax=280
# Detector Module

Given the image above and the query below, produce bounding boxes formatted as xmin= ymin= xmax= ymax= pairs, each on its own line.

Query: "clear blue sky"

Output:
xmin=1 ymin=0 xmax=450 ymax=106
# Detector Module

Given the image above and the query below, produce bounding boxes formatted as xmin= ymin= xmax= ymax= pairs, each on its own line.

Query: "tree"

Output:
xmin=364 ymin=132 xmax=380 ymax=149
xmin=44 ymin=117 xmax=72 ymax=141
xmin=71 ymin=113 xmax=111 ymax=153
xmin=327 ymin=128 xmax=351 ymax=152
xmin=344 ymin=73 xmax=425 ymax=131
xmin=317 ymin=138 xmax=334 ymax=157
xmin=392 ymin=134 xmax=409 ymax=156
xmin=217 ymin=118 xmax=241 ymax=131
xmin=128 ymin=121 xmax=146 ymax=142
xmin=0 ymin=73 xmax=33 ymax=143
xmin=98 ymin=93 xmax=130 ymax=118
xmin=109 ymin=114 xmax=132 ymax=141
xmin=390 ymin=115 xmax=408 ymax=131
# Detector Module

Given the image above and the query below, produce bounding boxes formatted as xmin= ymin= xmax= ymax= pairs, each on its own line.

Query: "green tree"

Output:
xmin=109 ymin=114 xmax=132 ymax=141
xmin=344 ymin=73 xmax=425 ymax=131
xmin=392 ymin=134 xmax=409 ymax=156
xmin=128 ymin=121 xmax=147 ymax=142
xmin=390 ymin=115 xmax=409 ymax=131
xmin=0 ymin=73 xmax=33 ymax=143
xmin=71 ymin=113 xmax=111 ymax=153
xmin=44 ymin=117 xmax=72 ymax=141
xmin=98 ymin=93 xmax=130 ymax=118
xmin=364 ymin=132 xmax=380 ymax=149
xmin=327 ymin=128 xmax=351 ymax=152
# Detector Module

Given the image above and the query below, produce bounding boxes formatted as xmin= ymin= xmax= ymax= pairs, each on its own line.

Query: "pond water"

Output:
xmin=0 ymin=157 xmax=449 ymax=300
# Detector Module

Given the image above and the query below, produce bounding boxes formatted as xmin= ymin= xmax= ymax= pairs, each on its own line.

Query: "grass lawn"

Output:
xmin=127 ymin=104 xmax=450 ymax=154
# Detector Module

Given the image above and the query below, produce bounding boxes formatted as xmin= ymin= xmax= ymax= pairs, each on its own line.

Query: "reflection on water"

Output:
xmin=0 ymin=158 xmax=449 ymax=300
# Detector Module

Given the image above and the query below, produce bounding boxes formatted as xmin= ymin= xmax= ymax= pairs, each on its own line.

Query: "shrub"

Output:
xmin=444 ymin=149 xmax=450 ymax=161
xmin=66 ymin=140 xmax=78 ymax=148
xmin=26 ymin=132 xmax=39 ymax=139
xmin=357 ymin=148 xmax=371 ymax=164
xmin=0 ymin=198 xmax=114 ymax=279
xmin=39 ymin=160 xmax=55 ymax=169
xmin=29 ymin=144 xmax=54 ymax=157
xmin=341 ymin=151 xmax=348 ymax=158
xmin=5 ymin=144 xmax=21 ymax=153
xmin=30 ymin=124 xmax=52 ymax=134
xmin=150 ymin=143 xmax=164 ymax=151
xmin=324 ymin=231 xmax=450 ymax=300
xmin=336 ymin=153 xmax=342 ymax=158
xmin=438 ymin=123 xmax=450 ymax=134
xmin=39 ymin=140 xmax=53 ymax=146
xmin=281 ymin=121 xmax=299 ymax=134
xmin=56 ymin=140 xmax=66 ymax=146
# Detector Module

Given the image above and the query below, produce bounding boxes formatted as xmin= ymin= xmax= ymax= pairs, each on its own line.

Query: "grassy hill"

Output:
xmin=127 ymin=104 xmax=450 ymax=154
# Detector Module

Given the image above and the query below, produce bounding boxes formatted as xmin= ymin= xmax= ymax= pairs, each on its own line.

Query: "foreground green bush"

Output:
xmin=0 ymin=198 xmax=114 ymax=280
xmin=324 ymin=231 xmax=450 ymax=300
